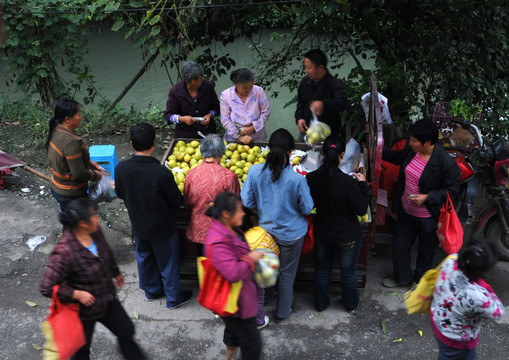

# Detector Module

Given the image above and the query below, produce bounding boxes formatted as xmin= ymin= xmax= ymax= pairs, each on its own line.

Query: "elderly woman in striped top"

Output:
xmin=381 ymin=120 xmax=460 ymax=288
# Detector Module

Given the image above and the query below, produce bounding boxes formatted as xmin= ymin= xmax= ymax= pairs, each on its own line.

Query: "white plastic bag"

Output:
xmin=361 ymin=92 xmax=393 ymax=125
xmin=89 ymin=175 xmax=116 ymax=203
xmin=253 ymin=251 xmax=280 ymax=288
xmin=339 ymin=138 xmax=362 ymax=174
xmin=305 ymin=110 xmax=331 ymax=145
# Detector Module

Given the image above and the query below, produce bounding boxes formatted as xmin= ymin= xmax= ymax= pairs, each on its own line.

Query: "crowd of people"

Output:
xmin=39 ymin=48 xmax=504 ymax=360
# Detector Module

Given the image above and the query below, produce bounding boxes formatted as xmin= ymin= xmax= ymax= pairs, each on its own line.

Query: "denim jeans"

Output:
xmin=50 ymin=188 xmax=88 ymax=212
xmin=436 ymin=336 xmax=476 ymax=360
xmin=134 ymin=233 xmax=183 ymax=308
xmin=393 ymin=208 xmax=439 ymax=284
xmin=314 ymin=237 xmax=362 ymax=312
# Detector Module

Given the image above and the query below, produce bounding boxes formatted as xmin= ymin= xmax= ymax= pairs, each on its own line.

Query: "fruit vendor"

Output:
xmin=220 ymin=68 xmax=271 ymax=145
xmin=295 ymin=49 xmax=348 ymax=142
xmin=164 ymin=61 xmax=220 ymax=139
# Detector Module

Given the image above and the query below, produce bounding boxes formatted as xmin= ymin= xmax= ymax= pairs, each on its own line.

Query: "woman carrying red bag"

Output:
xmin=40 ymin=198 xmax=145 ymax=360
xmin=381 ymin=120 xmax=460 ymax=288
xmin=204 ymin=192 xmax=264 ymax=360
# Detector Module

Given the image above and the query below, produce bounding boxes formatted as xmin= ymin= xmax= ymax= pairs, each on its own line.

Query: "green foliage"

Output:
xmin=449 ymin=100 xmax=482 ymax=122
xmin=1 ymin=1 xmax=98 ymax=107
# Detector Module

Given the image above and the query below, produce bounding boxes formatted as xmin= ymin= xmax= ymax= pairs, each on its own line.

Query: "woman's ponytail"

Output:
xmin=263 ymin=128 xmax=294 ymax=183
xmin=45 ymin=98 xmax=80 ymax=151
xmin=205 ymin=192 xmax=240 ymax=220
xmin=322 ymin=135 xmax=345 ymax=181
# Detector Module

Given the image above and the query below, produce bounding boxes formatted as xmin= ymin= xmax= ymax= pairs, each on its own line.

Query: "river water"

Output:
xmin=1 ymin=25 xmax=372 ymax=138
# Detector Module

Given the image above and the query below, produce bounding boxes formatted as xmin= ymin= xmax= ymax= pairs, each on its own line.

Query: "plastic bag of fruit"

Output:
xmin=306 ymin=118 xmax=331 ymax=145
xmin=89 ymin=175 xmax=116 ymax=203
xmin=253 ymin=250 xmax=280 ymax=288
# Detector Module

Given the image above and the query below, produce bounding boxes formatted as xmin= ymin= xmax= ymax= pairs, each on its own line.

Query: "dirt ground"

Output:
xmin=2 ymin=122 xmax=509 ymax=360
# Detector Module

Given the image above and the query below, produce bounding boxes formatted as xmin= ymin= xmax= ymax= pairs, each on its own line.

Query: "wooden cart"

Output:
xmin=160 ymin=75 xmax=384 ymax=288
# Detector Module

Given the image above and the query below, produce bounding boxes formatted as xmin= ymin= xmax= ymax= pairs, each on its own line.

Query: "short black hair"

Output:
xmin=457 ymin=240 xmax=498 ymax=279
xmin=230 ymin=68 xmax=254 ymax=84
xmin=131 ymin=123 xmax=155 ymax=151
xmin=59 ymin=198 xmax=98 ymax=229
xmin=409 ymin=119 xmax=439 ymax=145
xmin=304 ymin=49 xmax=327 ymax=68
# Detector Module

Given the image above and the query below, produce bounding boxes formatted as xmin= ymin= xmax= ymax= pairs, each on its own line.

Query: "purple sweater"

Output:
xmin=204 ymin=220 xmax=257 ymax=319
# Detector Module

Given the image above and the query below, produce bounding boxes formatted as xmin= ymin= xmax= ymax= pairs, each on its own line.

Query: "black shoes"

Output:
xmin=168 ymin=290 xmax=193 ymax=310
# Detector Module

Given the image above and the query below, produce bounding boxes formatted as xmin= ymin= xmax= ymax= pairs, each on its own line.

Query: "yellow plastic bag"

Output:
xmin=404 ymin=255 xmax=457 ymax=314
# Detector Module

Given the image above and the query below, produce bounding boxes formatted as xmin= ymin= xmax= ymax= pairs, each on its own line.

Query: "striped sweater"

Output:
xmin=48 ymin=125 xmax=97 ymax=196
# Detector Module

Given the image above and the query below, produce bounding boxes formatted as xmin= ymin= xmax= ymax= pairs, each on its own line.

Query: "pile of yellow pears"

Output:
xmin=167 ymin=140 xmax=270 ymax=193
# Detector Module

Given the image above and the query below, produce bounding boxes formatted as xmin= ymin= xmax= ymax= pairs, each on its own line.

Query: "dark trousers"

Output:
xmin=314 ymin=237 xmax=362 ymax=312
xmin=436 ymin=336 xmax=476 ymax=360
xmin=222 ymin=316 xmax=262 ymax=360
xmin=393 ymin=208 xmax=439 ymax=284
xmin=135 ymin=233 xmax=183 ymax=308
xmin=50 ymin=188 xmax=88 ymax=211
xmin=72 ymin=299 xmax=144 ymax=360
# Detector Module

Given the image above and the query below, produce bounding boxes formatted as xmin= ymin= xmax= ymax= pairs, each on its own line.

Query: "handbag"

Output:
xmin=41 ymin=285 xmax=86 ymax=360
xmin=196 ymin=245 xmax=243 ymax=317
xmin=301 ymin=215 xmax=315 ymax=254
xmin=403 ymin=255 xmax=457 ymax=314
xmin=436 ymin=192 xmax=464 ymax=254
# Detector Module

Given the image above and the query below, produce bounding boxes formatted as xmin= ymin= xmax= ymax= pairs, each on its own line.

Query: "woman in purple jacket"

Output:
xmin=204 ymin=192 xmax=264 ymax=360
xmin=164 ymin=61 xmax=220 ymax=138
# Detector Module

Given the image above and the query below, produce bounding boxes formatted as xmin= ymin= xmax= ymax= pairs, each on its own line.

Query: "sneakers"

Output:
xmin=381 ymin=275 xmax=412 ymax=288
xmin=168 ymin=290 xmax=193 ymax=310
xmin=257 ymin=316 xmax=269 ymax=330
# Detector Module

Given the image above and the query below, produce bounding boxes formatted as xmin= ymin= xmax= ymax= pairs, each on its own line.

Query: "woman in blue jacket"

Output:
xmin=241 ymin=128 xmax=314 ymax=323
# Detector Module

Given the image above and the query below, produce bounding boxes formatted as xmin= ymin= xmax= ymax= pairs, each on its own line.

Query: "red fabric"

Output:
xmin=45 ymin=285 xmax=86 ymax=359
xmin=302 ymin=215 xmax=314 ymax=254
xmin=436 ymin=193 xmax=464 ymax=254
xmin=184 ymin=161 xmax=240 ymax=244
xmin=380 ymin=139 xmax=406 ymax=198
xmin=197 ymin=256 xmax=239 ymax=317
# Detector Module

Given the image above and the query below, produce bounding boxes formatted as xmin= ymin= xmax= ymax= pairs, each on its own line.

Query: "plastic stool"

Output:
xmin=89 ymin=145 xmax=119 ymax=179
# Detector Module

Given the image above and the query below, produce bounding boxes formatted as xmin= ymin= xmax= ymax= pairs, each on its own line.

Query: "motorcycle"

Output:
xmin=436 ymin=117 xmax=509 ymax=260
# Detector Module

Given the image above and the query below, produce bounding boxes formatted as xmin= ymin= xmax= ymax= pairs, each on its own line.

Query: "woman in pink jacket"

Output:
xmin=204 ymin=192 xmax=264 ymax=360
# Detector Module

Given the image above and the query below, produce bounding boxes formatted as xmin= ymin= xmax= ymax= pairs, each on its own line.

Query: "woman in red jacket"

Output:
xmin=40 ymin=198 xmax=144 ymax=360
xmin=204 ymin=192 xmax=264 ymax=360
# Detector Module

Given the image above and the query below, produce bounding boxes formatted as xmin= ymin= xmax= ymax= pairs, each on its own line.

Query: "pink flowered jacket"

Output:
xmin=430 ymin=257 xmax=504 ymax=349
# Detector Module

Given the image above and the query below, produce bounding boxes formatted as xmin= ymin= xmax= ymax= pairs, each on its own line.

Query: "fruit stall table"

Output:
xmin=160 ymin=138 xmax=372 ymax=288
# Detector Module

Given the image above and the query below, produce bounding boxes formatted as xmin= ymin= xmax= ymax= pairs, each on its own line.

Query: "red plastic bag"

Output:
xmin=302 ymin=215 xmax=314 ymax=254
xmin=41 ymin=285 xmax=86 ymax=360
xmin=436 ymin=193 xmax=464 ymax=254
xmin=196 ymin=247 xmax=242 ymax=317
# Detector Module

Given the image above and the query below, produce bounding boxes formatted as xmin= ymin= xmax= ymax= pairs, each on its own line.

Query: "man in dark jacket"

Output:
xmin=295 ymin=49 xmax=348 ymax=141
xmin=115 ymin=123 xmax=193 ymax=308
xmin=381 ymin=120 xmax=460 ymax=288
